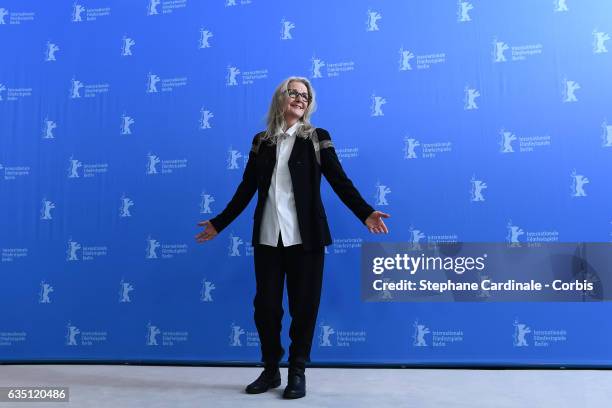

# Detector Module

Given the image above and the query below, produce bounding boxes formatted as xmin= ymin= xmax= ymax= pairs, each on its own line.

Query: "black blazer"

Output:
xmin=209 ymin=127 xmax=375 ymax=251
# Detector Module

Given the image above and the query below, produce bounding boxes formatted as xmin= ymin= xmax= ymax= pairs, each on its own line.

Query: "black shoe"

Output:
xmin=245 ymin=366 xmax=281 ymax=394
xmin=282 ymin=368 xmax=306 ymax=399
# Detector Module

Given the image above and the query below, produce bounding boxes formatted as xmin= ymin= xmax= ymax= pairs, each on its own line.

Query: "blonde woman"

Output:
xmin=195 ymin=76 xmax=390 ymax=399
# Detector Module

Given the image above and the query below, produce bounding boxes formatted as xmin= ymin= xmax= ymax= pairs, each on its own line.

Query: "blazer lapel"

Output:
xmin=288 ymin=135 xmax=304 ymax=165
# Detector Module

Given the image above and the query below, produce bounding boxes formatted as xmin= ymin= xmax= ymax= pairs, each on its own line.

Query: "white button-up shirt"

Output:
xmin=259 ymin=121 xmax=303 ymax=247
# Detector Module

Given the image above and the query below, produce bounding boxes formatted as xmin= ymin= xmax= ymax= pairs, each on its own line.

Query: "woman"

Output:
xmin=195 ymin=76 xmax=390 ymax=399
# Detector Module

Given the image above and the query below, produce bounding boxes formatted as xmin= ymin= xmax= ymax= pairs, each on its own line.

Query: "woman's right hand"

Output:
xmin=195 ymin=220 xmax=218 ymax=243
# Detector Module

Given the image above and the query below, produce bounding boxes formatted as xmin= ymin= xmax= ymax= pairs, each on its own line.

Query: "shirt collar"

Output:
xmin=284 ymin=121 xmax=301 ymax=137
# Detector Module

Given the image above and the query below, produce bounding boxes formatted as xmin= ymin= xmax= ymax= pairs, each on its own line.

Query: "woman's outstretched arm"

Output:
xmin=203 ymin=134 xmax=260 ymax=234
xmin=317 ymin=128 xmax=375 ymax=224
xmin=317 ymin=128 xmax=390 ymax=233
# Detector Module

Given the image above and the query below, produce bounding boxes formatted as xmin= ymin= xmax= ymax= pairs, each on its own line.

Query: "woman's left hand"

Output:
xmin=365 ymin=210 xmax=390 ymax=234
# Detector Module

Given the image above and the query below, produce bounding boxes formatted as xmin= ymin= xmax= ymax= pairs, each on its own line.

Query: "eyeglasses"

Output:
xmin=286 ymin=88 xmax=311 ymax=103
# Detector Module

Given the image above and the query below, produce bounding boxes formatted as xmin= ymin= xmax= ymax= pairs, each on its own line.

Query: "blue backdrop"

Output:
xmin=1 ymin=0 xmax=611 ymax=365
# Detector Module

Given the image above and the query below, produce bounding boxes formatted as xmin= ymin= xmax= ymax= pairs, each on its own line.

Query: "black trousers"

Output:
xmin=253 ymin=233 xmax=324 ymax=365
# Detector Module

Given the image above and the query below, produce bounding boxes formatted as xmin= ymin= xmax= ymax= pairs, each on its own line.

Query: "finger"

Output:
xmin=197 ymin=221 xmax=210 ymax=226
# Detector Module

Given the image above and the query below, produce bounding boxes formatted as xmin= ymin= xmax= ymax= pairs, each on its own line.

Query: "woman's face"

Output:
xmin=283 ymin=81 xmax=309 ymax=123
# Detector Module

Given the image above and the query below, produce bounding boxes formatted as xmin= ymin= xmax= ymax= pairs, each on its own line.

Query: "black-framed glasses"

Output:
xmin=286 ymin=88 xmax=311 ymax=103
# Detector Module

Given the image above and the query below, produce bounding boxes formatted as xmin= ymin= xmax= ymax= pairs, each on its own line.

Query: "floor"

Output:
xmin=0 ymin=364 xmax=610 ymax=407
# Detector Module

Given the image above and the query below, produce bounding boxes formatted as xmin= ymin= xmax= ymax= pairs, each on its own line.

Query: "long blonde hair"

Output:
xmin=263 ymin=76 xmax=317 ymax=144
